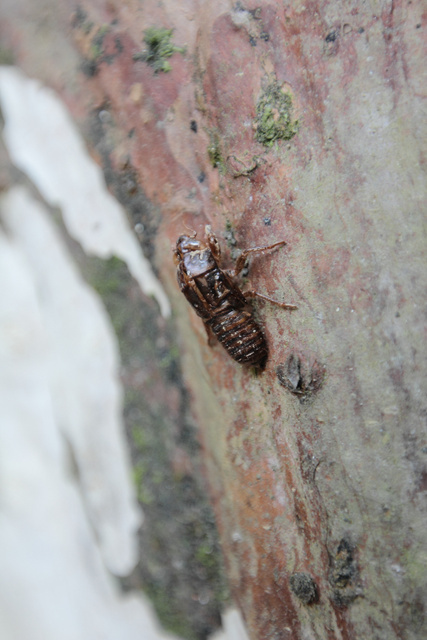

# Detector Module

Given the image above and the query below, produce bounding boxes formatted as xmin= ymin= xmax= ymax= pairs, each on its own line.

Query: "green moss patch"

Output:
xmin=254 ymin=82 xmax=298 ymax=147
xmin=207 ymin=130 xmax=225 ymax=171
xmin=133 ymin=27 xmax=185 ymax=73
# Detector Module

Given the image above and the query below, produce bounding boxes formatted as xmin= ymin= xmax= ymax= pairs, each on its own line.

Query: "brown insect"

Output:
xmin=174 ymin=225 xmax=297 ymax=367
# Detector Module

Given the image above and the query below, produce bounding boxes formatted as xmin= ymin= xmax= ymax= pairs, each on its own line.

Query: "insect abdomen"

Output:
xmin=208 ymin=308 xmax=268 ymax=366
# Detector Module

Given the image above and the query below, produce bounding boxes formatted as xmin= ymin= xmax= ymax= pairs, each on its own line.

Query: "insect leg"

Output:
xmin=244 ymin=289 xmax=298 ymax=310
xmin=205 ymin=225 xmax=222 ymax=262
xmin=231 ymin=240 xmax=288 ymax=276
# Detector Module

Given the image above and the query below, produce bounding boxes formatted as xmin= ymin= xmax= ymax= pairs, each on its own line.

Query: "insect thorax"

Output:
xmin=183 ymin=248 xmax=216 ymax=277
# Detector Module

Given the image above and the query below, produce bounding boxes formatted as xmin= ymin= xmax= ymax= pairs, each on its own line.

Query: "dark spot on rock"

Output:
xmin=289 ymin=572 xmax=318 ymax=604
xmin=332 ymin=539 xmax=356 ymax=588
xmin=71 ymin=6 xmax=87 ymax=29
xmin=332 ymin=589 xmax=359 ymax=607
xmin=197 ymin=171 xmax=206 ymax=183
xmin=329 ymin=538 xmax=361 ymax=607
xmin=249 ymin=35 xmax=257 ymax=46
xmin=325 ymin=30 xmax=339 ymax=42
xmin=103 ymin=54 xmax=116 ymax=66
xmin=115 ymin=36 xmax=124 ymax=53
xmin=190 ymin=120 xmax=198 ymax=133
xmin=260 ymin=32 xmax=270 ymax=41
xmin=277 ymin=353 xmax=325 ymax=403
xmin=250 ymin=7 xmax=262 ymax=19
xmin=263 ymin=217 xmax=271 ymax=226
xmin=80 ymin=58 xmax=99 ymax=77
xmin=358 ymin=27 xmax=365 ymax=33
xmin=417 ymin=469 xmax=427 ymax=491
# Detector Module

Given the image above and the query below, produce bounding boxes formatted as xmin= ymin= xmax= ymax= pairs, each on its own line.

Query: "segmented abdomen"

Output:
xmin=208 ymin=308 xmax=268 ymax=366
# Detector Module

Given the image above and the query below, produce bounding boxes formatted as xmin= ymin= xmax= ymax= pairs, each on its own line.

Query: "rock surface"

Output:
xmin=0 ymin=1 xmax=426 ymax=639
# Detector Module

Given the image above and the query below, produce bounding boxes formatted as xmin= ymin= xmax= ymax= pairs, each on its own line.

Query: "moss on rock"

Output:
xmin=255 ymin=82 xmax=298 ymax=146
xmin=133 ymin=27 xmax=185 ymax=73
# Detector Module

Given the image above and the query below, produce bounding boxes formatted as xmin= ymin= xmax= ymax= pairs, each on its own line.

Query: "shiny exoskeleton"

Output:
xmin=174 ymin=226 xmax=297 ymax=367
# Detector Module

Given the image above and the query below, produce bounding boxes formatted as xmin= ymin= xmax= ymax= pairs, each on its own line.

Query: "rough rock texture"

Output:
xmin=0 ymin=1 xmax=426 ymax=639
